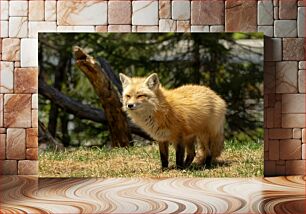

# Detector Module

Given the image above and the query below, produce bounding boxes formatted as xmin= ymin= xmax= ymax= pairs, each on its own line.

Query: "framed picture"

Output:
xmin=38 ymin=32 xmax=264 ymax=178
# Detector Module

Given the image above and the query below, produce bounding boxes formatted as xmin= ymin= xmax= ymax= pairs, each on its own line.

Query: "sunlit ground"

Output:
xmin=39 ymin=140 xmax=263 ymax=178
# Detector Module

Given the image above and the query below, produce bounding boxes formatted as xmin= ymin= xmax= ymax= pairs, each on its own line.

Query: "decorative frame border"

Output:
xmin=0 ymin=0 xmax=305 ymax=176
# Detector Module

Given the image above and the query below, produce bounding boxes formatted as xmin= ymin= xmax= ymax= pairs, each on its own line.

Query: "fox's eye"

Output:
xmin=125 ymin=94 xmax=131 ymax=98
xmin=137 ymin=94 xmax=146 ymax=99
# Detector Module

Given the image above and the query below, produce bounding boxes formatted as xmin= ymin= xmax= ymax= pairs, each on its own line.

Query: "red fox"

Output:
xmin=119 ymin=73 xmax=227 ymax=169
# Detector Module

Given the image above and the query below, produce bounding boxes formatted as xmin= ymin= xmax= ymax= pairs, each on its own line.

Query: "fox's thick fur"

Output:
xmin=119 ymin=73 xmax=227 ymax=169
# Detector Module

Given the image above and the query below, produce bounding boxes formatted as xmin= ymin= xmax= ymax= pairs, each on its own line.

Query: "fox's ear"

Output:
xmin=119 ymin=73 xmax=131 ymax=88
xmin=144 ymin=73 xmax=159 ymax=90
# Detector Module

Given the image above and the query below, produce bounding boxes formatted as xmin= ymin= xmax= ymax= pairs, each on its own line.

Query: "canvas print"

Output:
xmin=38 ymin=33 xmax=263 ymax=177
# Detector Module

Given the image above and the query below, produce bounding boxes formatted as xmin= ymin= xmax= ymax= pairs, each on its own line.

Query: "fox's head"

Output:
xmin=119 ymin=73 xmax=160 ymax=113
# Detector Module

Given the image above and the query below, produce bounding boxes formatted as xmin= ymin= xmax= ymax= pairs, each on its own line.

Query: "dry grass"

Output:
xmin=39 ymin=140 xmax=263 ymax=178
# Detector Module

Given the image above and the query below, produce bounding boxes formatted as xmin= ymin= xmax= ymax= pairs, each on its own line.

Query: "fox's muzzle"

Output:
xmin=127 ymin=103 xmax=137 ymax=110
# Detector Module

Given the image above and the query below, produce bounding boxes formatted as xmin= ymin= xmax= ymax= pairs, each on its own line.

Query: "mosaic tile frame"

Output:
xmin=0 ymin=0 xmax=305 ymax=176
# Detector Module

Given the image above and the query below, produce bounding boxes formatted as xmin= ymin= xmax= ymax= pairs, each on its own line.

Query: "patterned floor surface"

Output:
xmin=0 ymin=176 xmax=305 ymax=213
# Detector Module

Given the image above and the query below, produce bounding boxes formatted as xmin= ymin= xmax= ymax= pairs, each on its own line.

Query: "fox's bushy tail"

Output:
xmin=210 ymin=113 xmax=225 ymax=159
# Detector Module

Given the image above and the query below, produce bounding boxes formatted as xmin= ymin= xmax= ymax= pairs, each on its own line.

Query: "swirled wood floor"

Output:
xmin=0 ymin=176 xmax=305 ymax=213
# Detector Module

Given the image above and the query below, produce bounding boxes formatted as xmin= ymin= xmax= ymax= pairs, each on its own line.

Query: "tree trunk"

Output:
xmin=208 ymin=52 xmax=217 ymax=90
xmin=192 ymin=35 xmax=201 ymax=84
xmin=47 ymin=55 xmax=68 ymax=137
xmin=73 ymin=46 xmax=132 ymax=147
xmin=47 ymin=105 xmax=58 ymax=137
xmin=60 ymin=113 xmax=70 ymax=147
xmin=97 ymin=57 xmax=123 ymax=94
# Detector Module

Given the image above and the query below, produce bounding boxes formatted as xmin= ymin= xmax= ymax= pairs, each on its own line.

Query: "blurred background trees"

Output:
xmin=38 ymin=33 xmax=263 ymax=148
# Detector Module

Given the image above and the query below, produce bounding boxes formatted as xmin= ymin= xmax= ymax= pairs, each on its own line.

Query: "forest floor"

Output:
xmin=39 ymin=139 xmax=263 ymax=178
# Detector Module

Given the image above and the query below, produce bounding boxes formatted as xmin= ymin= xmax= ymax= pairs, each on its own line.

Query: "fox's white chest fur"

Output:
xmin=130 ymin=112 xmax=172 ymax=142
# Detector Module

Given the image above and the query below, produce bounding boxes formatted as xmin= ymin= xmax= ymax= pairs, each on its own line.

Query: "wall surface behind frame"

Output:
xmin=0 ymin=0 xmax=305 ymax=176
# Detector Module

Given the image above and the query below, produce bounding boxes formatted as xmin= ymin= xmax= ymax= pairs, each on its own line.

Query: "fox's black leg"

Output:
xmin=205 ymin=155 xmax=212 ymax=168
xmin=185 ymin=143 xmax=195 ymax=167
xmin=158 ymin=142 xmax=169 ymax=169
xmin=175 ymin=142 xmax=185 ymax=169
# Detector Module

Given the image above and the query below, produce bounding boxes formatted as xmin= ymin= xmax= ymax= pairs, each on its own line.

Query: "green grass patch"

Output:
xmin=39 ymin=139 xmax=263 ymax=178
